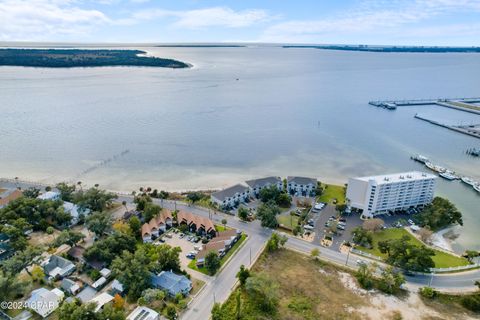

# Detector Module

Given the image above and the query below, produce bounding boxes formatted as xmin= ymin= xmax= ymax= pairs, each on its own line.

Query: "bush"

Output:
xmin=419 ymin=287 xmax=437 ymax=299
xmin=461 ymin=294 xmax=480 ymax=312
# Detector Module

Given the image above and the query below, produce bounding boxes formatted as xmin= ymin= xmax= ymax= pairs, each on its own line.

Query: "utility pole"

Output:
xmin=213 ymin=292 xmax=216 ymax=304
xmin=345 ymin=249 xmax=351 ymax=266
xmin=174 ymin=201 xmax=177 ymax=211
xmin=249 ymin=247 xmax=252 ymax=266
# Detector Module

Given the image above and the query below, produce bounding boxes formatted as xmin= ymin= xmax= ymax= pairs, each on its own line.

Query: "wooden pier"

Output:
xmin=414 ymin=114 xmax=480 ymax=139
xmin=369 ymin=97 xmax=480 ymax=113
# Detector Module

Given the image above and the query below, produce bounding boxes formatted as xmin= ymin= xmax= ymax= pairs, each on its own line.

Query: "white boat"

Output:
xmin=425 ymin=162 xmax=435 ymax=171
xmin=412 ymin=154 xmax=429 ymax=164
xmin=439 ymin=172 xmax=458 ymax=180
xmin=474 ymin=184 xmax=480 ymax=193
xmin=433 ymin=165 xmax=447 ymax=173
xmin=461 ymin=176 xmax=476 ymax=186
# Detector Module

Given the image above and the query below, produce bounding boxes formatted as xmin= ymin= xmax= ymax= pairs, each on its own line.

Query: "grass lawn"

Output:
xmin=317 ymin=184 xmax=345 ymax=205
xmin=218 ymin=249 xmax=366 ymax=320
xmin=356 ymin=228 xmax=469 ymax=268
xmin=215 ymin=224 xmax=232 ymax=232
xmin=277 ymin=214 xmax=299 ymax=229
xmin=188 ymin=234 xmax=247 ymax=275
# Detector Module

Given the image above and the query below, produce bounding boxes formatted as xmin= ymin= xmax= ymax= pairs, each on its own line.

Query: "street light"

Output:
xmin=428 ymin=271 xmax=434 ymax=287
xmin=345 ymin=249 xmax=351 ymax=266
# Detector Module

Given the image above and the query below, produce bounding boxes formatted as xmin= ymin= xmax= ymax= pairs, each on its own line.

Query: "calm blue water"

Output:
xmin=0 ymin=46 xmax=479 ymax=251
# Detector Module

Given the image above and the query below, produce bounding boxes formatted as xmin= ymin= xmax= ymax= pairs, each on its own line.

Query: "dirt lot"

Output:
xmin=219 ymin=249 xmax=478 ymax=320
xmin=28 ymin=230 xmax=62 ymax=247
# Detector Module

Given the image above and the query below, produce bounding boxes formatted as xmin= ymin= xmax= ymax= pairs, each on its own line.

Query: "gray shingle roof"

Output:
xmin=151 ymin=271 xmax=192 ymax=296
xmin=245 ymin=176 xmax=282 ymax=188
xmin=287 ymin=176 xmax=317 ymax=185
xmin=211 ymin=184 xmax=249 ymax=201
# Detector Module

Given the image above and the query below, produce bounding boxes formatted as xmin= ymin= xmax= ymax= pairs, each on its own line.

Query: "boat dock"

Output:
xmin=369 ymin=97 xmax=480 ymax=114
xmin=466 ymin=148 xmax=480 ymax=157
xmin=414 ymin=114 xmax=480 ymax=140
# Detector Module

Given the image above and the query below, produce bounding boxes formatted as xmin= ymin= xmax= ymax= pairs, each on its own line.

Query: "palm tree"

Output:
xmin=122 ymin=200 xmax=128 ymax=211
xmin=77 ymin=181 xmax=83 ymax=191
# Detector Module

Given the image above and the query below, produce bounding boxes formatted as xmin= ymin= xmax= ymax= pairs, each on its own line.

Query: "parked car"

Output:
xmin=356 ymin=259 xmax=367 ymax=266
xmin=337 ymin=225 xmax=345 ymax=230
xmin=186 ymin=252 xmax=196 ymax=259
xmin=339 ymin=218 xmax=347 ymax=223
xmin=179 ymin=233 xmax=185 ymax=239
xmin=408 ymin=219 xmax=415 ymax=225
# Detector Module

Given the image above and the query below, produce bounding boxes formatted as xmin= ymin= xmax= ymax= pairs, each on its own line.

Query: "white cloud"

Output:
xmin=131 ymin=6 xmax=272 ymax=29
xmin=260 ymin=0 xmax=480 ymax=43
xmin=0 ymin=0 xmax=110 ymax=41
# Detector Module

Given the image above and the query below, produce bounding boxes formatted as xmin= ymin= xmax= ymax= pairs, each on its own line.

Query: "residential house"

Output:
xmin=287 ymin=176 xmax=317 ymax=197
xmin=141 ymin=209 xmax=173 ymax=243
xmin=245 ymin=176 xmax=283 ymax=197
xmin=88 ymin=292 xmax=114 ymax=312
xmin=211 ymin=184 xmax=251 ymax=209
xmin=76 ymin=286 xmax=97 ymax=304
xmin=92 ymin=276 xmax=107 ymax=290
xmin=27 ymin=287 xmax=64 ymax=318
xmin=0 ymin=189 xmax=23 ymax=209
xmin=127 ymin=306 xmax=160 ymax=320
xmin=0 ymin=233 xmax=14 ymax=261
xmin=196 ymin=229 xmax=241 ymax=266
xmin=37 ymin=191 xmax=88 ymax=226
xmin=42 ymin=255 xmax=76 ymax=279
xmin=177 ymin=211 xmax=216 ymax=237
xmin=110 ymin=279 xmax=124 ymax=296
xmin=61 ymin=278 xmax=81 ymax=295
xmin=151 ymin=271 xmax=192 ymax=297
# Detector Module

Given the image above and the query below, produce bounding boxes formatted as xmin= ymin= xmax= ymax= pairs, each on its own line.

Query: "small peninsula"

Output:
xmin=0 ymin=48 xmax=190 ymax=68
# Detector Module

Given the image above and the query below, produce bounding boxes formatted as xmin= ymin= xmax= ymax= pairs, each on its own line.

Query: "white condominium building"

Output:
xmin=346 ymin=171 xmax=436 ymax=218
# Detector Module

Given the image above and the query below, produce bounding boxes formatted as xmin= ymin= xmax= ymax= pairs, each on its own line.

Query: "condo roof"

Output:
xmin=211 ymin=183 xmax=249 ymax=201
xmin=354 ymin=171 xmax=437 ymax=184
xmin=287 ymin=176 xmax=317 ymax=185
xmin=245 ymin=176 xmax=282 ymax=188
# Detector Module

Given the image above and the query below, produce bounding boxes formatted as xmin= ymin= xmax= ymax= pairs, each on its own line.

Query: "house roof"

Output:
xmin=89 ymin=292 xmax=114 ymax=312
xmin=211 ymin=184 xmax=249 ymax=201
xmin=76 ymin=286 xmax=97 ymax=303
xmin=151 ymin=271 xmax=192 ymax=295
xmin=111 ymin=279 xmax=124 ymax=293
xmin=0 ymin=189 xmax=22 ymax=207
xmin=177 ymin=211 xmax=215 ymax=233
xmin=127 ymin=306 xmax=159 ymax=320
xmin=27 ymin=288 xmax=63 ymax=318
xmin=196 ymin=241 xmax=227 ymax=260
xmin=245 ymin=176 xmax=282 ymax=188
xmin=287 ymin=176 xmax=317 ymax=185
xmin=67 ymin=246 xmax=85 ymax=260
xmin=37 ymin=191 xmax=60 ymax=200
xmin=92 ymin=276 xmax=107 ymax=289
xmin=141 ymin=209 xmax=173 ymax=238
xmin=43 ymin=255 xmax=75 ymax=277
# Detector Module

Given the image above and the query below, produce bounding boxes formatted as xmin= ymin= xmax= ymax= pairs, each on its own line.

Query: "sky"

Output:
xmin=1 ymin=0 xmax=480 ymax=45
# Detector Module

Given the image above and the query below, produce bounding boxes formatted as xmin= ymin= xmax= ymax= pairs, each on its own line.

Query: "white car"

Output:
xmin=408 ymin=219 xmax=415 ymax=225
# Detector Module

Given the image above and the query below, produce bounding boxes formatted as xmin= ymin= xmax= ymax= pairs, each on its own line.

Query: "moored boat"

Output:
xmin=461 ymin=176 xmax=476 ymax=186
xmin=425 ymin=162 xmax=435 ymax=171
xmin=439 ymin=172 xmax=458 ymax=180
xmin=474 ymin=184 xmax=480 ymax=193
xmin=412 ymin=154 xmax=429 ymax=164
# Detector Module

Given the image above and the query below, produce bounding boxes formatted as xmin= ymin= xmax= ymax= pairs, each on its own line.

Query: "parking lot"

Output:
xmin=159 ymin=232 xmax=204 ymax=274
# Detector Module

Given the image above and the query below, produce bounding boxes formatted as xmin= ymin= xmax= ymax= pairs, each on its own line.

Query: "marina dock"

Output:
xmin=414 ymin=114 xmax=480 ymax=139
xmin=369 ymin=97 xmax=480 ymax=114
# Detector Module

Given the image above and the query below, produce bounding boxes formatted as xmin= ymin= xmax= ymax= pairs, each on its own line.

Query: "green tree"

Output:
xmin=311 ymin=248 xmax=320 ymax=260
xmin=276 ymin=193 xmax=291 ymax=208
xmin=186 ymin=192 xmax=202 ymax=204
xmin=355 ymin=263 xmax=375 ymax=290
xmin=378 ymin=266 xmax=405 ymax=294
xmin=236 ymin=265 xmax=250 ymax=286
xmin=221 ymin=218 xmax=227 ymax=227
xmin=143 ymin=202 xmax=161 ymax=223
xmin=86 ymin=211 xmax=112 ymax=237
xmin=256 ymin=201 xmax=280 ymax=228
xmin=111 ymin=248 xmax=151 ymax=299
xmin=139 ymin=288 xmax=165 ymax=305
xmin=74 ymin=187 xmax=118 ymax=212
xmin=419 ymin=287 xmax=437 ymax=299
xmin=23 ymin=187 xmax=40 ymax=198
xmin=378 ymin=236 xmax=435 ymax=272
xmin=31 ymin=265 xmax=45 ymax=282
xmin=245 ymin=273 xmax=279 ymax=312
xmin=56 ymin=182 xmax=76 ymax=201
xmin=238 ymin=207 xmax=249 ymax=221
xmin=205 ymin=251 xmax=221 ymax=275
xmin=84 ymin=232 xmax=136 ymax=265
xmin=2 ymin=246 xmax=42 ymax=274
xmin=165 ymin=304 xmax=177 ymax=320
xmin=235 ymin=290 xmax=242 ymax=320
xmin=465 ymin=250 xmax=480 ymax=263
xmin=0 ymin=271 xmax=29 ymax=302
xmin=128 ymin=216 xmax=142 ymax=238
xmin=144 ymin=243 xmax=182 ymax=273
xmin=351 ymin=227 xmax=373 ymax=248
xmin=134 ymin=194 xmax=152 ymax=211
xmin=266 ymin=233 xmax=288 ymax=252
xmin=259 ymin=186 xmax=281 ymax=203
xmin=417 ymin=197 xmax=463 ymax=231
xmin=53 ymin=230 xmax=85 ymax=247
xmin=211 ymin=303 xmax=223 ymax=320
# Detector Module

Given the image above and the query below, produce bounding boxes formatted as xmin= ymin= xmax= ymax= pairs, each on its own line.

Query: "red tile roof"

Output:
xmin=0 ymin=189 xmax=23 ymax=207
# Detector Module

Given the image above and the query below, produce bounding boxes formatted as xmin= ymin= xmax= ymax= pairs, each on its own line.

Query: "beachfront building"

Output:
xmin=346 ymin=171 xmax=436 ymax=219
xmin=211 ymin=184 xmax=250 ymax=209
xmin=245 ymin=176 xmax=283 ymax=197
xmin=177 ymin=211 xmax=216 ymax=237
xmin=141 ymin=209 xmax=173 ymax=243
xmin=286 ymin=176 xmax=317 ymax=197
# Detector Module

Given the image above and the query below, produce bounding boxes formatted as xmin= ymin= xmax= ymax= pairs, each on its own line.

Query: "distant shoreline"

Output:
xmin=283 ymin=45 xmax=480 ymax=53
xmin=0 ymin=48 xmax=190 ymax=68
xmin=155 ymin=44 xmax=246 ymax=48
